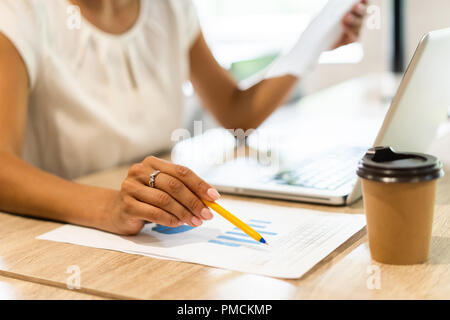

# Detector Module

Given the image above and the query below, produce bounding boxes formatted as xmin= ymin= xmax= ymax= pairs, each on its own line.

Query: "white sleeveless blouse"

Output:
xmin=0 ymin=0 xmax=200 ymax=179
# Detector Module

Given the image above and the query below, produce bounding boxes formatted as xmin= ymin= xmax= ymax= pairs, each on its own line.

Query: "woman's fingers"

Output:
xmin=341 ymin=12 xmax=363 ymax=44
xmin=143 ymin=156 xmax=221 ymax=202
xmin=352 ymin=1 xmax=368 ymax=18
xmin=153 ymin=173 xmax=214 ymax=221
xmin=334 ymin=1 xmax=367 ymax=49
xmin=343 ymin=1 xmax=367 ymax=37
xmin=128 ymin=161 xmax=214 ymax=225
xmin=122 ymin=195 xmax=182 ymax=228
xmin=124 ymin=178 xmax=203 ymax=227
xmin=344 ymin=12 xmax=363 ymax=29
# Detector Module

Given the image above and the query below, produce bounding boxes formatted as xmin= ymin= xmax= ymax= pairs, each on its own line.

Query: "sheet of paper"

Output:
xmin=266 ymin=0 xmax=360 ymax=78
xmin=37 ymin=200 xmax=366 ymax=279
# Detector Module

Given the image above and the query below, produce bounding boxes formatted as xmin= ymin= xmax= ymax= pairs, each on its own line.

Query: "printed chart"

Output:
xmin=37 ymin=199 xmax=366 ymax=279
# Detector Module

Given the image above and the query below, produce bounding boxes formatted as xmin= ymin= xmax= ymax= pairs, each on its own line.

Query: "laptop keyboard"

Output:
xmin=271 ymin=147 xmax=367 ymax=191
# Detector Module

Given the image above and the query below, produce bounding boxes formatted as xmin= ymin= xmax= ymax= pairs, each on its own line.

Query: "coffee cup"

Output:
xmin=357 ymin=146 xmax=444 ymax=265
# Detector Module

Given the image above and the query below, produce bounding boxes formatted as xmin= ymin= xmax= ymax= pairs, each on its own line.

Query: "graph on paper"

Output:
xmin=208 ymin=219 xmax=277 ymax=247
xmin=37 ymin=199 xmax=366 ymax=279
xmin=151 ymin=219 xmax=278 ymax=248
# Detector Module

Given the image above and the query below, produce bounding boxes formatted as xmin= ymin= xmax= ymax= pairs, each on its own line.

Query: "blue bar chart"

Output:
xmin=208 ymin=219 xmax=278 ymax=247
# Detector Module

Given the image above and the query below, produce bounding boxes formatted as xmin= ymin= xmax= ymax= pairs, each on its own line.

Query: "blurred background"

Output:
xmin=182 ymin=0 xmax=450 ymax=131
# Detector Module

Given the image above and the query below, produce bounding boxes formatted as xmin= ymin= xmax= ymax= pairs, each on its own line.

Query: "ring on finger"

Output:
xmin=149 ymin=170 xmax=161 ymax=188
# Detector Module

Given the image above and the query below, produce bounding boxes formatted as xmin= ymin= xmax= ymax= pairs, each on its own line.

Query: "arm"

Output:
xmin=189 ymin=1 xmax=367 ymax=131
xmin=189 ymin=33 xmax=298 ymax=131
xmin=0 ymin=33 xmax=220 ymax=235
xmin=0 ymin=33 xmax=117 ymax=232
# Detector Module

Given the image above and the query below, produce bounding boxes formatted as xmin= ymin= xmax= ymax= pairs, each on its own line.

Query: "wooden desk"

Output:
xmin=0 ymin=74 xmax=449 ymax=299
xmin=0 ymin=275 xmax=105 ymax=300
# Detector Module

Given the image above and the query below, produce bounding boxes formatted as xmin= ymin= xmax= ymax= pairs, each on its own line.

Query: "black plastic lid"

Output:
xmin=356 ymin=146 xmax=444 ymax=183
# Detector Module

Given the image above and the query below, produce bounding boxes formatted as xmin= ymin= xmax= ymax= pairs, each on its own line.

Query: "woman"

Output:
xmin=0 ymin=0 xmax=367 ymax=235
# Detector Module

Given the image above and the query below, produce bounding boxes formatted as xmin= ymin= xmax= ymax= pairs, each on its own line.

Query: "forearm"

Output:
xmin=224 ymin=75 xmax=298 ymax=130
xmin=190 ymin=33 xmax=298 ymax=131
xmin=0 ymin=150 xmax=118 ymax=231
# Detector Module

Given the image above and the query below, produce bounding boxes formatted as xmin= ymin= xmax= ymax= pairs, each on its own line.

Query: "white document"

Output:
xmin=266 ymin=0 xmax=360 ymax=79
xmin=37 ymin=200 xmax=366 ymax=279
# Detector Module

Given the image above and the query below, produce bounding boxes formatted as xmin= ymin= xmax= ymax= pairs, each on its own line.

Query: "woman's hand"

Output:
xmin=333 ymin=0 xmax=368 ymax=49
xmin=108 ymin=156 xmax=221 ymax=235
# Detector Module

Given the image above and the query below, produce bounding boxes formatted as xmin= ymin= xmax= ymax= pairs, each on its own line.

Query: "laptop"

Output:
xmin=201 ymin=28 xmax=450 ymax=206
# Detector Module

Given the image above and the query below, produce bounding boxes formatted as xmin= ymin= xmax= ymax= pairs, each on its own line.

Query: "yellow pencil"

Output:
xmin=202 ymin=200 xmax=268 ymax=245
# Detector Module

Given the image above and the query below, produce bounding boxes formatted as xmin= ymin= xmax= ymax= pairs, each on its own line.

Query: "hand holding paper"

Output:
xmin=265 ymin=0 xmax=364 ymax=79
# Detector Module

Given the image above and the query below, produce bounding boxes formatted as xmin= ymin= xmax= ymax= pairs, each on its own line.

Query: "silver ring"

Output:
xmin=149 ymin=170 xmax=161 ymax=188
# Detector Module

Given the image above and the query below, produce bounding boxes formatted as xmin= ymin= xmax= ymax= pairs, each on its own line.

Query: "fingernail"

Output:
xmin=177 ymin=221 xmax=184 ymax=227
xmin=200 ymin=208 xmax=214 ymax=220
xmin=191 ymin=217 xmax=202 ymax=227
xmin=207 ymin=188 xmax=221 ymax=201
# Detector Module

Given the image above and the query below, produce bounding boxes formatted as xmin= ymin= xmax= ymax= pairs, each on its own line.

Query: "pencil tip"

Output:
xmin=259 ymin=238 xmax=267 ymax=244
